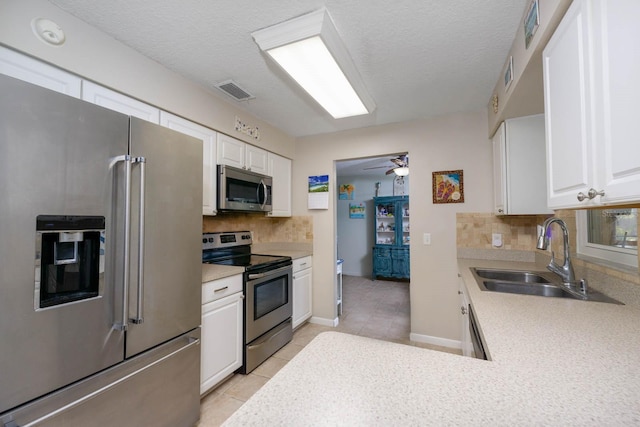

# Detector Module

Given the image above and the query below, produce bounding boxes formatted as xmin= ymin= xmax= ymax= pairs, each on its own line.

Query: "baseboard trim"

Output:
xmin=409 ymin=332 xmax=461 ymax=350
xmin=309 ymin=316 xmax=339 ymax=327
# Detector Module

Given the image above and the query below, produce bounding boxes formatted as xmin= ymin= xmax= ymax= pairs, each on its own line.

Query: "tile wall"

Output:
xmin=203 ymin=215 xmax=313 ymax=243
xmin=456 ymin=212 xmax=550 ymax=251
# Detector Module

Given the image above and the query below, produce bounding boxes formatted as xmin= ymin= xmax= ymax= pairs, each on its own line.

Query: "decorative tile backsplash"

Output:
xmin=203 ymin=214 xmax=313 ymax=243
xmin=456 ymin=212 xmax=550 ymax=251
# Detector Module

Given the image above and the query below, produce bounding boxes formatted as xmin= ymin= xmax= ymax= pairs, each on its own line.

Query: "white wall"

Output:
xmin=293 ymin=112 xmax=493 ymax=342
xmin=0 ymin=0 xmax=295 ymax=157
xmin=336 ymin=174 xmax=409 ymax=277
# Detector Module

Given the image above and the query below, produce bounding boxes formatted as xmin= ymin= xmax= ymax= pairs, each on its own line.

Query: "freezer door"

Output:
xmin=0 ymin=75 xmax=127 ymax=414
xmin=125 ymin=118 xmax=203 ymax=358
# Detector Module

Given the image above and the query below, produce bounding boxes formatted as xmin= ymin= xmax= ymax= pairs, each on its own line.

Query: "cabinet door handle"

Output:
xmin=587 ymin=188 xmax=605 ymax=199
xmin=214 ymin=286 xmax=229 ymax=293
xmin=578 ymin=188 xmax=605 ymax=201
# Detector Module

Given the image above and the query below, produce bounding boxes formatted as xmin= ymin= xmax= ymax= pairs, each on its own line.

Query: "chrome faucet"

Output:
xmin=536 ymin=218 xmax=576 ymax=285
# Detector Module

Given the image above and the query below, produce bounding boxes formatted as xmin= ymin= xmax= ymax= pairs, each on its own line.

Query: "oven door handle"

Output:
xmin=247 ymin=264 xmax=291 ymax=280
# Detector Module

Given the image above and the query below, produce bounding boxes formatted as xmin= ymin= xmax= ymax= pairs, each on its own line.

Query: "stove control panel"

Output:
xmin=202 ymin=231 xmax=252 ymax=250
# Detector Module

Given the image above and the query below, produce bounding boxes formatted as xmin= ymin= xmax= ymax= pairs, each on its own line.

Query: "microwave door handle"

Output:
xmin=112 ymin=154 xmax=131 ymax=332
xmin=131 ymin=156 xmax=146 ymax=324
xmin=259 ymin=179 xmax=267 ymax=209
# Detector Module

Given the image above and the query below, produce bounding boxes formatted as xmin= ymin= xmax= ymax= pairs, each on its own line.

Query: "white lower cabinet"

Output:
xmin=292 ymin=256 xmax=312 ymax=329
xmin=200 ymin=274 xmax=243 ymax=395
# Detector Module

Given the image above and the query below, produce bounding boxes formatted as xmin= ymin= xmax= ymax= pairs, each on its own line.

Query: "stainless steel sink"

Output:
xmin=482 ymin=280 xmax=572 ymax=298
xmin=473 ymin=269 xmax=551 ymax=284
xmin=470 ymin=267 xmax=623 ymax=304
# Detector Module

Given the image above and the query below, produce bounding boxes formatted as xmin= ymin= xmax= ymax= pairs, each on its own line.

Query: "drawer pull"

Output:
xmin=214 ymin=286 xmax=229 ymax=293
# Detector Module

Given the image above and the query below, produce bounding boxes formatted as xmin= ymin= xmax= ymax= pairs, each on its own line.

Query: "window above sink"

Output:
xmin=577 ymin=208 xmax=638 ymax=268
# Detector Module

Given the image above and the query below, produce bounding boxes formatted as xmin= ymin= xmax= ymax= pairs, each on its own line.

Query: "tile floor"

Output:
xmin=197 ymin=275 xmax=461 ymax=426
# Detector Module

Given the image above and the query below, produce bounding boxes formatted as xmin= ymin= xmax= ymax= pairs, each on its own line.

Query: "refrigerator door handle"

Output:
xmin=112 ymin=154 xmax=132 ymax=332
xmin=131 ymin=156 xmax=146 ymax=324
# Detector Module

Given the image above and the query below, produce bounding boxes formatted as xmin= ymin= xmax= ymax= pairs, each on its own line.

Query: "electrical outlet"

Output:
xmin=492 ymin=233 xmax=503 ymax=248
xmin=423 ymin=233 xmax=431 ymax=245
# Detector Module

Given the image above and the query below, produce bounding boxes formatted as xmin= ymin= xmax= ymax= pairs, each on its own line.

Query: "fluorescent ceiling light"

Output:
xmin=252 ymin=8 xmax=375 ymax=119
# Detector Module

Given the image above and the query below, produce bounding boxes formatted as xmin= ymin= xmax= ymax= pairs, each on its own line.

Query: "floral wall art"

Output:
xmin=432 ymin=170 xmax=464 ymax=204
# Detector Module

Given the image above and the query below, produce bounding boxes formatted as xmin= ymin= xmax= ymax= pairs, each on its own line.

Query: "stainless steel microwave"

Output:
xmin=217 ymin=164 xmax=273 ymax=212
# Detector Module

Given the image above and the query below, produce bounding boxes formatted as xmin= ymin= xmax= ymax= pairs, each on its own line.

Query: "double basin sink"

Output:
xmin=470 ymin=268 xmax=623 ymax=305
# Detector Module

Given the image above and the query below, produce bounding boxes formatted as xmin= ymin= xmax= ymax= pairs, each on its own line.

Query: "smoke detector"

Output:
xmin=214 ymin=80 xmax=255 ymax=101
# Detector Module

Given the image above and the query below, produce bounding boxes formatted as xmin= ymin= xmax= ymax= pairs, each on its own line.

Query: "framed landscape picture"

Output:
xmin=524 ymin=0 xmax=540 ymax=49
xmin=432 ymin=170 xmax=464 ymax=204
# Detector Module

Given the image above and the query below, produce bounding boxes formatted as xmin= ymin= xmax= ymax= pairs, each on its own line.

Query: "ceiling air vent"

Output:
xmin=215 ymin=80 xmax=254 ymax=101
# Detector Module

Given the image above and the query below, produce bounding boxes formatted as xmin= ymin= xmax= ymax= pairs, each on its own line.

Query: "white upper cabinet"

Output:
xmin=217 ymin=133 xmax=268 ymax=174
xmin=492 ymin=115 xmax=551 ymax=215
xmin=0 ymin=46 xmax=81 ymax=97
xmin=543 ymin=0 xmax=640 ymax=209
xmin=245 ymin=145 xmax=269 ymax=174
xmin=82 ymin=80 xmax=160 ymax=123
xmin=492 ymin=122 xmax=507 ymax=215
xmin=160 ymin=112 xmax=218 ymax=216
xmin=216 ymin=133 xmax=245 ymax=169
xmin=267 ymin=152 xmax=292 ymax=217
xmin=591 ymin=0 xmax=640 ymax=205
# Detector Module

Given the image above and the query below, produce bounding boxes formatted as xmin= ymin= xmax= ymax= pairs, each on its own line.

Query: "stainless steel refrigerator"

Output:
xmin=0 ymin=74 xmax=202 ymax=426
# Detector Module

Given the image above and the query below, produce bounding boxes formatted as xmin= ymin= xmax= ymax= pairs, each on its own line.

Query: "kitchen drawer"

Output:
xmin=293 ymin=256 xmax=312 ymax=273
xmin=202 ymin=274 xmax=243 ymax=304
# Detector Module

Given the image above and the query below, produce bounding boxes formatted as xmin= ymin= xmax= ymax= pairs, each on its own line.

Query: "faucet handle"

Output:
xmin=579 ymin=278 xmax=588 ymax=294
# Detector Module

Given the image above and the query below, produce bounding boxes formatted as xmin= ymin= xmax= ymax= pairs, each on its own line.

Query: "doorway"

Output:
xmin=335 ymin=154 xmax=411 ymax=342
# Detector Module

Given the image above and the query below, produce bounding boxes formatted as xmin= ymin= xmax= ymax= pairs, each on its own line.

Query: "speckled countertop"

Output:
xmin=223 ymin=257 xmax=640 ymax=425
xmin=202 ymin=242 xmax=312 ymax=283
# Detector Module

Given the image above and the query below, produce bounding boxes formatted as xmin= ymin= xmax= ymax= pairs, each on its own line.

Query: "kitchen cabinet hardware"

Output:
xmin=214 ymin=286 xmax=229 ymax=293
xmin=461 ymin=306 xmax=467 ymax=315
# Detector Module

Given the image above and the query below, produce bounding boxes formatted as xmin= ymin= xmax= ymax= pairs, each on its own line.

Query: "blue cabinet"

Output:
xmin=372 ymin=196 xmax=410 ymax=280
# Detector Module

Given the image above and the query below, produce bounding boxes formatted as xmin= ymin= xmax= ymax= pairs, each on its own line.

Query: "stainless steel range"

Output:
xmin=203 ymin=231 xmax=293 ymax=373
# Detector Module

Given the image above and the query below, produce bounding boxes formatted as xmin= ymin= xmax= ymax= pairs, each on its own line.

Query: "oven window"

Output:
xmin=254 ymin=275 xmax=288 ymax=320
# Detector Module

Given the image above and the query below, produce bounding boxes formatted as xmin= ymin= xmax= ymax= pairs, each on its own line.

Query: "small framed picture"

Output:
xmin=504 ymin=56 xmax=514 ymax=90
xmin=393 ymin=176 xmax=406 ymax=196
xmin=432 ymin=170 xmax=464 ymax=204
xmin=524 ymin=0 xmax=540 ymax=49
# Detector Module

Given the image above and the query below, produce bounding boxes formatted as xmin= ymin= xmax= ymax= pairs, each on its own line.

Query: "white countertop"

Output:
xmin=223 ymin=258 xmax=640 ymax=425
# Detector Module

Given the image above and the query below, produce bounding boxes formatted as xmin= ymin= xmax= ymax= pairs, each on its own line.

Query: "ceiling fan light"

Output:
xmin=251 ymin=8 xmax=375 ymax=119
xmin=394 ymin=167 xmax=409 ymax=176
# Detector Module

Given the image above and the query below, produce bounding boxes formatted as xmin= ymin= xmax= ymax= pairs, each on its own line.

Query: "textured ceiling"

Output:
xmin=49 ymin=0 xmax=528 ymax=138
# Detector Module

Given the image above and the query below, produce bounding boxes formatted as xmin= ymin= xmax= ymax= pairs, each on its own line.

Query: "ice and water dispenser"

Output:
xmin=35 ymin=215 xmax=105 ymax=309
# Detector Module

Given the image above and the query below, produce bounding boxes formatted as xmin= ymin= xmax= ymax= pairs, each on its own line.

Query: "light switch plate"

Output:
xmin=423 ymin=233 xmax=431 ymax=245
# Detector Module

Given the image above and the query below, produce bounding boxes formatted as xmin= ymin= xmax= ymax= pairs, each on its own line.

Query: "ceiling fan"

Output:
xmin=363 ymin=154 xmax=409 ymax=175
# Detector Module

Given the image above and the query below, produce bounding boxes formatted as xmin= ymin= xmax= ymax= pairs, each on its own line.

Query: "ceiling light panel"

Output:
xmin=252 ymin=8 xmax=375 ymax=119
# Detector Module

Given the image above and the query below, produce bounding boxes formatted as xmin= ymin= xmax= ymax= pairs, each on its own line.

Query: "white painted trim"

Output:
xmin=410 ymin=332 xmax=461 ymax=350
xmin=309 ymin=316 xmax=339 ymax=327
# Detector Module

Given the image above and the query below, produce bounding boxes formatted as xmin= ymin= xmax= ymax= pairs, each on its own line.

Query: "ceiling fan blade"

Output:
xmin=385 ymin=168 xmax=396 ymax=175
xmin=362 ymin=165 xmax=389 ymax=170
